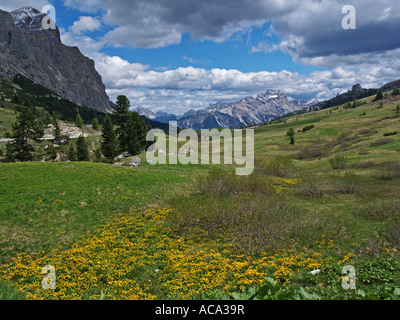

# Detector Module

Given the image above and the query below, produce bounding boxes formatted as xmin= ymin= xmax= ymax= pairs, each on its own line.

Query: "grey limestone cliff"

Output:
xmin=0 ymin=7 xmax=112 ymax=113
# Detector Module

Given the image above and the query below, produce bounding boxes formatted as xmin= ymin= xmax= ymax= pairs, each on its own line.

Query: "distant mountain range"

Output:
xmin=133 ymin=107 xmax=180 ymax=123
xmin=134 ymin=90 xmax=319 ymax=129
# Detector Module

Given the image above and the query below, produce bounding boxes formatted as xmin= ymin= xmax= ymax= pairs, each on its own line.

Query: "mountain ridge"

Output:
xmin=0 ymin=7 xmax=112 ymax=113
xmin=133 ymin=90 xmax=319 ymax=129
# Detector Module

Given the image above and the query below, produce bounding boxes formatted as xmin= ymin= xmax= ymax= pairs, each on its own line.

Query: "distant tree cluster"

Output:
xmin=5 ymin=99 xmax=44 ymax=162
xmin=374 ymin=90 xmax=384 ymax=101
xmin=99 ymin=95 xmax=150 ymax=161
xmin=68 ymin=95 xmax=150 ymax=162
xmin=4 ymin=95 xmax=150 ymax=164
xmin=343 ymin=100 xmax=367 ymax=109
xmin=13 ymin=74 xmax=106 ymax=124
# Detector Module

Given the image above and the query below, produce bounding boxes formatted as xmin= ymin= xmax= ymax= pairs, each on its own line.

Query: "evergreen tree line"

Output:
xmin=69 ymin=95 xmax=150 ymax=162
xmin=4 ymin=95 xmax=150 ymax=163
xmin=4 ymin=100 xmax=44 ymax=162
xmin=98 ymin=95 xmax=150 ymax=161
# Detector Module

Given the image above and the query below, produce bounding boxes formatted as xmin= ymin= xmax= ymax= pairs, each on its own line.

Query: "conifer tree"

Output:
xmin=92 ymin=118 xmax=100 ymax=131
xmin=112 ymin=95 xmax=130 ymax=152
xmin=124 ymin=111 xmax=150 ymax=156
xmin=375 ymin=90 xmax=384 ymax=101
xmin=76 ymin=136 xmax=90 ymax=161
xmin=287 ymin=127 xmax=295 ymax=145
xmin=68 ymin=143 xmax=77 ymax=161
xmin=75 ymin=113 xmax=83 ymax=128
xmin=5 ymin=142 xmax=15 ymax=163
xmin=11 ymin=101 xmax=44 ymax=161
xmin=53 ymin=117 xmax=62 ymax=144
xmin=100 ymin=115 xmax=118 ymax=160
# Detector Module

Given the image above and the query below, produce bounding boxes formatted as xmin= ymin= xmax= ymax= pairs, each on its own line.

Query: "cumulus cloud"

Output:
xmin=262 ymin=0 xmax=400 ymax=67
xmin=64 ymin=0 xmax=300 ymax=48
xmin=102 ymin=22 xmax=181 ymax=49
xmin=62 ymin=0 xmax=400 ymax=57
xmin=70 ymin=16 xmax=102 ymax=35
xmin=94 ymin=53 xmax=396 ymax=114
xmin=8 ymin=0 xmax=399 ymax=114
xmin=60 ymin=23 xmax=400 ymax=115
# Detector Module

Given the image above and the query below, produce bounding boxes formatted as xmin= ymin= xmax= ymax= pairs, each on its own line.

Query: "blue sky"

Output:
xmin=53 ymin=3 xmax=321 ymax=74
xmin=1 ymin=0 xmax=400 ymax=115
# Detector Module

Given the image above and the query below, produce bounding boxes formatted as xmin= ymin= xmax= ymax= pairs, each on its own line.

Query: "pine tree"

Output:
xmin=5 ymin=142 xmax=15 ymax=163
xmin=68 ymin=143 xmax=77 ymax=161
xmin=75 ymin=113 xmax=83 ymax=128
xmin=287 ymin=127 xmax=295 ymax=145
xmin=92 ymin=118 xmax=100 ymax=131
xmin=124 ymin=111 xmax=150 ymax=156
xmin=11 ymin=101 xmax=44 ymax=161
xmin=94 ymin=148 xmax=102 ymax=160
xmin=100 ymin=115 xmax=118 ymax=160
xmin=53 ymin=117 xmax=62 ymax=144
xmin=112 ymin=95 xmax=130 ymax=152
xmin=375 ymin=90 xmax=384 ymax=101
xmin=76 ymin=136 xmax=90 ymax=161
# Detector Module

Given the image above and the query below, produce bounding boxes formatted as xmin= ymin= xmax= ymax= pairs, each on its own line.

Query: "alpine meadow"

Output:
xmin=0 ymin=0 xmax=400 ymax=308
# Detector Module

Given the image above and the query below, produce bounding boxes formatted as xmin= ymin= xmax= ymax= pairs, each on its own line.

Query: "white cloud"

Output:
xmin=64 ymin=0 xmax=301 ymax=48
xmin=92 ymin=54 xmax=399 ymax=114
xmin=56 ymin=0 xmax=400 ymax=115
xmin=102 ymin=23 xmax=181 ymax=49
xmin=70 ymin=16 xmax=102 ymax=35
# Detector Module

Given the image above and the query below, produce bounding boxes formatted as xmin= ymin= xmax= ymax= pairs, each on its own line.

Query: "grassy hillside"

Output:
xmin=0 ymin=91 xmax=399 ymax=300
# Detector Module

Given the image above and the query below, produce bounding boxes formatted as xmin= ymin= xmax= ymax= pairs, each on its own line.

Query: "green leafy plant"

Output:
xmin=329 ymin=155 xmax=347 ymax=169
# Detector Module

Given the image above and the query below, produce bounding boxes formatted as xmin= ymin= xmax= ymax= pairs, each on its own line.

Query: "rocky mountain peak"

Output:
xmin=11 ymin=6 xmax=42 ymax=25
xmin=10 ymin=6 xmax=60 ymax=40
xmin=0 ymin=7 xmax=112 ymax=113
xmin=178 ymin=90 xmax=313 ymax=129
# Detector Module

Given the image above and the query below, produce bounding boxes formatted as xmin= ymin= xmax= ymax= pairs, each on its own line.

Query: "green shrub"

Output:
xmin=329 ymin=155 xmax=347 ymax=169
xmin=302 ymin=125 xmax=315 ymax=133
xmin=297 ymin=175 xmax=325 ymax=198
xmin=357 ymin=201 xmax=400 ymax=221
xmin=376 ymin=161 xmax=400 ymax=180
xmin=331 ymin=172 xmax=360 ymax=194
xmin=352 ymin=161 xmax=375 ymax=169
xmin=170 ymin=193 xmax=342 ymax=254
xmin=296 ymin=146 xmax=324 ymax=159
xmin=383 ymin=131 xmax=397 ymax=137
xmin=370 ymin=138 xmax=393 ymax=147
xmin=256 ymin=157 xmax=296 ymax=178
xmin=383 ymin=220 xmax=400 ymax=248
xmin=195 ymin=166 xmax=238 ymax=196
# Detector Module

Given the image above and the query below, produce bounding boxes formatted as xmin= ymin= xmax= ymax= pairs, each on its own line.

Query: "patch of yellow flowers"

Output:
xmin=1 ymin=208 xmax=343 ymax=300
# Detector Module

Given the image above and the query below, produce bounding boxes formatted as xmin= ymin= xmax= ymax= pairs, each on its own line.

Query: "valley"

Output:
xmin=1 ymin=89 xmax=399 ymax=300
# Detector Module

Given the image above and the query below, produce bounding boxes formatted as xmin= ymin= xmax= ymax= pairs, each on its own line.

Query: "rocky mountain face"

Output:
xmin=177 ymin=90 xmax=317 ymax=129
xmin=0 ymin=7 xmax=112 ymax=113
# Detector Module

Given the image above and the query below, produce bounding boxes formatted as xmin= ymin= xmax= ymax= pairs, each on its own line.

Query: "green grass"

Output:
xmin=0 ymin=161 xmax=207 ymax=264
xmin=1 ymin=92 xmax=400 ymax=300
xmin=0 ymin=106 xmax=17 ymax=138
